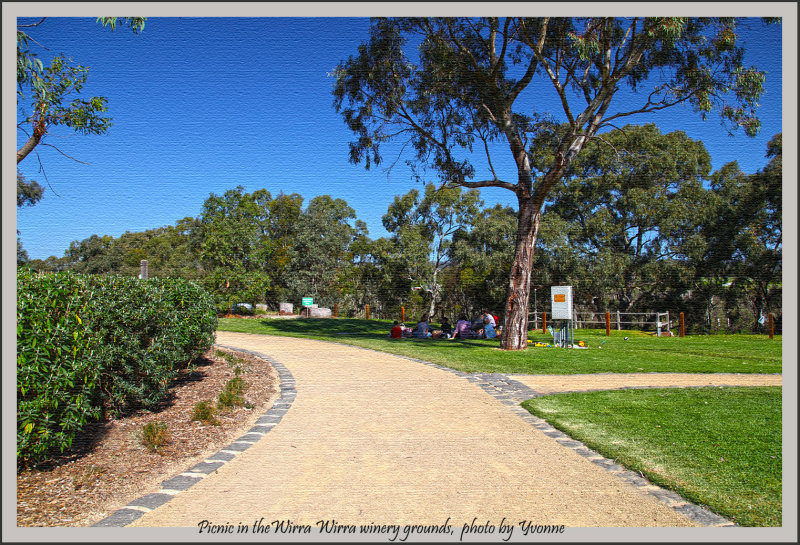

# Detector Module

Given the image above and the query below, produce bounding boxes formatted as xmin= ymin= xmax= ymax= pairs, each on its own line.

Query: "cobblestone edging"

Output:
xmin=93 ymin=338 xmax=736 ymax=528
xmin=386 ymin=353 xmax=737 ymax=528
xmin=91 ymin=346 xmax=295 ymax=528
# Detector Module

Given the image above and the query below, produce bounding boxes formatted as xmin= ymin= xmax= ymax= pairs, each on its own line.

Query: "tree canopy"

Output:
xmin=332 ymin=17 xmax=775 ymax=349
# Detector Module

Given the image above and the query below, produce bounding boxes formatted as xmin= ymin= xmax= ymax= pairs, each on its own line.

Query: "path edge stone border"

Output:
xmin=93 ymin=334 xmax=740 ymax=528
xmin=342 ymin=342 xmax=738 ymax=528
xmin=90 ymin=345 xmax=295 ymax=528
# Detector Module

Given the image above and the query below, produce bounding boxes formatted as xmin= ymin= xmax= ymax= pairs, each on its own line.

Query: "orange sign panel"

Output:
xmin=554 ymin=294 xmax=566 ymax=302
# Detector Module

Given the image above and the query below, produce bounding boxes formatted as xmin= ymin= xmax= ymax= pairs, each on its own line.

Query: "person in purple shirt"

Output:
xmin=452 ymin=315 xmax=473 ymax=339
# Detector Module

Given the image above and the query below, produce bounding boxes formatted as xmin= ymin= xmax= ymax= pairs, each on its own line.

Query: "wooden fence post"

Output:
xmin=769 ymin=313 xmax=774 ymax=339
xmin=366 ymin=304 xmax=370 ymax=320
xmin=542 ymin=312 xmax=547 ymax=334
xmin=616 ymin=310 xmax=621 ymax=330
xmin=605 ymin=312 xmax=611 ymax=336
xmin=334 ymin=303 xmax=338 ymax=318
xmin=680 ymin=312 xmax=685 ymax=337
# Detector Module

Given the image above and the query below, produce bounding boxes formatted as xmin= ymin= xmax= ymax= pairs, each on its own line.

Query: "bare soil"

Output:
xmin=16 ymin=347 xmax=279 ymax=527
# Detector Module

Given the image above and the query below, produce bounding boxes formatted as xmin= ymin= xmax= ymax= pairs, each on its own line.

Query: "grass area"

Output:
xmin=217 ymin=317 xmax=782 ymax=375
xmin=522 ymin=386 xmax=782 ymax=527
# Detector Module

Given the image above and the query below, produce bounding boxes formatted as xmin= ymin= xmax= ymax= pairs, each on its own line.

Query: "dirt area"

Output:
xmin=16 ymin=347 xmax=279 ymax=527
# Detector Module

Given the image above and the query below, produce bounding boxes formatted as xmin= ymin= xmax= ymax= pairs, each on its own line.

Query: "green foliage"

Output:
xmin=85 ymin=275 xmax=218 ymax=414
xmin=139 ymin=421 xmax=170 ymax=453
xmin=16 ymin=17 xmax=146 ymax=164
xmin=283 ymin=195 xmax=359 ymax=306
xmin=17 ymin=271 xmax=102 ymax=466
xmin=217 ymin=376 xmax=248 ymax=410
xmin=16 ymin=271 xmax=218 ymax=466
xmin=17 ymin=171 xmax=44 ymax=207
xmin=450 ymin=203 xmax=518 ymax=315
xmin=197 ymin=186 xmax=278 ymax=309
xmin=382 ymin=183 xmax=483 ymax=318
xmin=190 ymin=400 xmax=220 ymax=426
xmin=543 ymin=124 xmax=714 ymax=311
xmin=96 ymin=17 xmax=147 ymax=34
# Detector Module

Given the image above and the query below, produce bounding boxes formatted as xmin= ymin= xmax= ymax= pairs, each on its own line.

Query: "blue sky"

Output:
xmin=13 ymin=14 xmax=787 ymax=261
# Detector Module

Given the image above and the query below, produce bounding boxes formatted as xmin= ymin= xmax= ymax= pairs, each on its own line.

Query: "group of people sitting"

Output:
xmin=389 ymin=310 xmax=500 ymax=340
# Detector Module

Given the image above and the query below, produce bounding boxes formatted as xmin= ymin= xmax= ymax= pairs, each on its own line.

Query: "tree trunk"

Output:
xmin=427 ymin=268 xmax=439 ymax=319
xmin=17 ymin=108 xmax=46 ymax=164
xmin=501 ymin=197 xmax=541 ymax=350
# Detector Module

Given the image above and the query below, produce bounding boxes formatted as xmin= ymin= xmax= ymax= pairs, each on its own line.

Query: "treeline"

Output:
xmin=21 ymin=126 xmax=782 ymax=333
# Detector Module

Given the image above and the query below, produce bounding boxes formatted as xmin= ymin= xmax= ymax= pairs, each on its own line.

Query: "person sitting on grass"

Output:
xmin=389 ymin=320 xmax=404 ymax=338
xmin=413 ymin=315 xmax=433 ymax=338
xmin=452 ymin=316 xmax=473 ymax=339
xmin=470 ymin=315 xmax=486 ymax=337
xmin=483 ymin=317 xmax=498 ymax=339
xmin=439 ymin=317 xmax=453 ymax=339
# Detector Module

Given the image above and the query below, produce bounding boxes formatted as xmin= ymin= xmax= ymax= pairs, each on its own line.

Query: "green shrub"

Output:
xmin=139 ymin=421 xmax=170 ymax=453
xmin=85 ymin=275 xmax=218 ymax=414
xmin=17 ymin=271 xmax=102 ymax=466
xmin=17 ymin=271 xmax=218 ymax=466
xmin=190 ymin=400 xmax=219 ymax=425
xmin=218 ymin=376 xmax=248 ymax=409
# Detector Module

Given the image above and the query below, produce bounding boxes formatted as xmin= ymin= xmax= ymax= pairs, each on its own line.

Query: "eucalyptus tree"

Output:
xmin=545 ymin=124 xmax=713 ymax=312
xmin=698 ymin=134 xmax=782 ymax=330
xmin=333 ymin=17 xmax=774 ymax=349
xmin=16 ymin=17 xmax=145 ymax=165
xmin=197 ymin=186 xmax=273 ymax=310
xmin=383 ymin=183 xmax=482 ymax=317
xmin=284 ymin=195 xmax=362 ymax=306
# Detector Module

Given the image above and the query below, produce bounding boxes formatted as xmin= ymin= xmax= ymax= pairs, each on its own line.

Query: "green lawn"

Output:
xmin=522 ymin=387 xmax=782 ymax=527
xmin=218 ymin=316 xmax=783 ymax=527
xmin=217 ymin=317 xmax=782 ymax=375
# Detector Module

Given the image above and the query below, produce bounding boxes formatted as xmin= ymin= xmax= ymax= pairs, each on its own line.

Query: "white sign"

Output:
xmin=550 ymin=286 xmax=573 ymax=320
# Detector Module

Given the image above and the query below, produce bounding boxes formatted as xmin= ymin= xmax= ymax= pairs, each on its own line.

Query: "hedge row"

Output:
xmin=17 ymin=271 xmax=218 ymax=466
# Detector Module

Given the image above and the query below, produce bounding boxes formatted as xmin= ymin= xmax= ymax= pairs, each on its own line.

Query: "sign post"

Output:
xmin=550 ymin=286 xmax=574 ymax=348
xmin=302 ymin=297 xmax=313 ymax=318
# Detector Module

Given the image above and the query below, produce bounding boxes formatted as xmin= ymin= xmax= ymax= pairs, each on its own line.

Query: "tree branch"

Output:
xmin=458 ymin=178 xmax=517 ymax=191
xmin=40 ymin=143 xmax=92 ymax=165
xmin=18 ymin=18 xmax=47 ymax=28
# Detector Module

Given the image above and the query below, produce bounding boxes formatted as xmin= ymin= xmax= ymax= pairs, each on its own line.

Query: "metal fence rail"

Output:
xmin=529 ymin=310 xmax=672 ymax=333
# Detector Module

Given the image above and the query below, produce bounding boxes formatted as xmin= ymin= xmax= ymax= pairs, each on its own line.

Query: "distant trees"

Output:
xmin=24 ymin=132 xmax=781 ymax=333
xmin=382 ymin=183 xmax=482 ymax=318
xmin=283 ymin=195 xmax=362 ymax=307
xmin=690 ymin=134 xmax=782 ymax=331
xmin=545 ymin=124 xmax=713 ymax=312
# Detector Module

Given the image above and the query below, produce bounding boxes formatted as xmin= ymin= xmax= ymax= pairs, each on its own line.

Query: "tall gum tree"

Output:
xmin=333 ymin=17 xmax=773 ymax=349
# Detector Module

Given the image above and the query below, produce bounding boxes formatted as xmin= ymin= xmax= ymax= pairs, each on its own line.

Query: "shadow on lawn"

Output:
xmin=255 ymin=318 xmax=495 ymax=350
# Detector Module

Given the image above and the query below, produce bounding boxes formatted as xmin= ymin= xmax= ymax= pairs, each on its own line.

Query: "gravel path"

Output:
xmin=110 ymin=332 xmax=779 ymax=530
